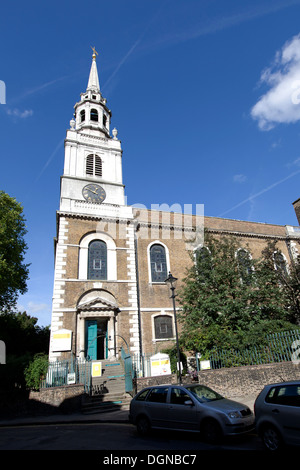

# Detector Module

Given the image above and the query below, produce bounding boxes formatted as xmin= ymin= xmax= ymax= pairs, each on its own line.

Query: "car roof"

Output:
xmin=139 ymin=383 xmax=205 ymax=391
xmin=263 ymin=380 xmax=300 ymax=388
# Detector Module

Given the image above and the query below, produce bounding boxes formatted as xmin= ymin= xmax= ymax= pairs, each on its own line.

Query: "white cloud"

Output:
xmin=6 ymin=108 xmax=33 ymax=119
xmin=233 ymin=174 xmax=247 ymax=183
xmin=27 ymin=301 xmax=49 ymax=314
xmin=251 ymin=33 xmax=300 ymax=130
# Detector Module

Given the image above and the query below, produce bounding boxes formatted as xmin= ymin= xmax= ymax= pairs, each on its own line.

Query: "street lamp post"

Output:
xmin=165 ymin=271 xmax=182 ymax=384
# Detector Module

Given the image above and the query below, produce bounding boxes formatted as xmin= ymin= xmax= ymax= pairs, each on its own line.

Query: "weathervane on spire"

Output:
xmin=91 ymin=46 xmax=98 ymax=59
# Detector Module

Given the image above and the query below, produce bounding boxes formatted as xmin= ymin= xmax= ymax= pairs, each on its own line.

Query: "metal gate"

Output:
xmin=121 ymin=347 xmax=133 ymax=393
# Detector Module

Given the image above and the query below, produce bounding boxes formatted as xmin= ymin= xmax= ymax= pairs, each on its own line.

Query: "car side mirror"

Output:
xmin=184 ymin=400 xmax=194 ymax=406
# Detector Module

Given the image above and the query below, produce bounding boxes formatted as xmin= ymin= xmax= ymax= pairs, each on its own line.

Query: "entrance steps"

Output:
xmin=81 ymin=360 xmax=132 ymax=414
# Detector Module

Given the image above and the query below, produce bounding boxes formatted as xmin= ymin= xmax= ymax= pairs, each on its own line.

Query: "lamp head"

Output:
xmin=165 ymin=272 xmax=178 ymax=288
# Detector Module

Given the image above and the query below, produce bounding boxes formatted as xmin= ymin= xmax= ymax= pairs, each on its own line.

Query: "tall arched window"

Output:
xmin=150 ymin=244 xmax=168 ymax=282
xmin=80 ymin=110 xmax=85 ymax=122
xmin=88 ymin=240 xmax=107 ymax=280
xmin=86 ymin=154 xmax=102 ymax=177
xmin=274 ymin=252 xmax=288 ymax=279
xmin=236 ymin=249 xmax=253 ymax=284
xmin=154 ymin=315 xmax=173 ymax=339
xmin=195 ymin=246 xmax=212 ymax=283
xmin=90 ymin=108 xmax=98 ymax=122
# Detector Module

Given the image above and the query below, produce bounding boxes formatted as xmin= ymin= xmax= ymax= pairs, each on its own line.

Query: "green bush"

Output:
xmin=24 ymin=353 xmax=49 ymax=390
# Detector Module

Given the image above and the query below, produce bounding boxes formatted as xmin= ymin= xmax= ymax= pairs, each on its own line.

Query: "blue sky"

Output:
xmin=1 ymin=0 xmax=300 ymax=326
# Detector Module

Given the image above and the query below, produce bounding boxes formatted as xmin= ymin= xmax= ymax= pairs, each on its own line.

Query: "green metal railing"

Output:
xmin=40 ymin=358 xmax=92 ymax=392
xmin=198 ymin=329 xmax=300 ymax=370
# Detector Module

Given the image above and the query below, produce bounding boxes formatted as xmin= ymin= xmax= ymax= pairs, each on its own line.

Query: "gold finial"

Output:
xmin=91 ymin=46 xmax=98 ymax=59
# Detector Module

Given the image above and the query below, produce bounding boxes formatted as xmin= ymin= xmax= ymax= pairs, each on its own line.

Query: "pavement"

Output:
xmin=0 ymin=394 xmax=257 ymax=428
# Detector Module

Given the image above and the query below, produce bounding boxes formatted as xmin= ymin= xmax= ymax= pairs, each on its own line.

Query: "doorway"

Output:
xmin=85 ymin=318 xmax=108 ymax=360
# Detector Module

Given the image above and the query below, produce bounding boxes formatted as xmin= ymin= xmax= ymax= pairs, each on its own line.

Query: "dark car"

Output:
xmin=129 ymin=383 xmax=254 ymax=443
xmin=254 ymin=381 xmax=300 ymax=451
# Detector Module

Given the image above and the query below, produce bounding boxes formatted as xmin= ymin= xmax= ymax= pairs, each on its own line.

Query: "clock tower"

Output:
xmin=49 ymin=50 xmax=138 ymax=363
xmin=60 ymin=48 xmax=126 ymax=213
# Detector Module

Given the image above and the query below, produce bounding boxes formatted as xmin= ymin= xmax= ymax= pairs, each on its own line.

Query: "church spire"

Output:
xmin=72 ymin=47 xmax=112 ymax=138
xmin=87 ymin=46 xmax=100 ymax=92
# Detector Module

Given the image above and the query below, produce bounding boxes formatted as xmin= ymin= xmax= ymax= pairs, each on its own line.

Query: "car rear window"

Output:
xmin=266 ymin=385 xmax=300 ymax=407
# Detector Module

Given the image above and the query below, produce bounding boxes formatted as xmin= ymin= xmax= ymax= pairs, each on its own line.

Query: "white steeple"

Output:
xmin=87 ymin=47 xmax=100 ymax=92
xmin=73 ymin=48 xmax=111 ymax=138
xmin=60 ymin=48 xmax=127 ymax=213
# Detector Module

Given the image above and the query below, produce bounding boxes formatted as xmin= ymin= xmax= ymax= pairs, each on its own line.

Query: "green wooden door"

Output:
xmin=86 ymin=320 xmax=97 ymax=360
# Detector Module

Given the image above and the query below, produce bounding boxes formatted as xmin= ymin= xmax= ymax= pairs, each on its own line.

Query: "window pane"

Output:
xmin=274 ymin=252 xmax=288 ymax=278
xmin=154 ymin=315 xmax=173 ymax=339
xmin=150 ymin=244 xmax=167 ymax=282
xmin=171 ymin=388 xmax=191 ymax=405
xmin=88 ymin=241 xmax=107 ymax=280
xmin=90 ymin=108 xmax=98 ymax=122
xmin=237 ymin=249 xmax=252 ymax=284
xmin=146 ymin=387 xmax=168 ymax=403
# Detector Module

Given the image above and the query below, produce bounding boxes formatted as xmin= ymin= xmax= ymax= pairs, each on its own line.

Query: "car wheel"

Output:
xmin=261 ymin=425 xmax=283 ymax=451
xmin=201 ymin=419 xmax=222 ymax=444
xmin=136 ymin=416 xmax=151 ymax=436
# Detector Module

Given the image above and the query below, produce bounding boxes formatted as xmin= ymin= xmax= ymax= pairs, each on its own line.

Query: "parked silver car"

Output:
xmin=254 ymin=381 xmax=300 ymax=451
xmin=129 ymin=383 xmax=254 ymax=443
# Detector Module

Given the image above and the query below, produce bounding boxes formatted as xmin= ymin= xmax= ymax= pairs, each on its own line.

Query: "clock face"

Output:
xmin=82 ymin=184 xmax=106 ymax=204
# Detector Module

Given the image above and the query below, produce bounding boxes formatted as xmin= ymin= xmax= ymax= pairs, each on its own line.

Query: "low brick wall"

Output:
xmin=29 ymin=384 xmax=85 ymax=413
xmin=198 ymin=361 xmax=300 ymax=398
xmin=135 ymin=362 xmax=300 ymax=399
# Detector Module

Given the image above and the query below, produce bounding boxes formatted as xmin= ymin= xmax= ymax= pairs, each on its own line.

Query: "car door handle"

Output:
xmin=271 ymin=408 xmax=279 ymax=414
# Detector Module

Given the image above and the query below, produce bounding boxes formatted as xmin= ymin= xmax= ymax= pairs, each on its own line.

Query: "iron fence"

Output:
xmin=40 ymin=358 xmax=92 ymax=392
xmin=199 ymin=329 xmax=300 ymax=370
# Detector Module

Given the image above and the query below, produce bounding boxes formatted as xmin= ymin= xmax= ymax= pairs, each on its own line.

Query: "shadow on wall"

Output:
xmin=0 ymin=386 xmax=85 ymax=419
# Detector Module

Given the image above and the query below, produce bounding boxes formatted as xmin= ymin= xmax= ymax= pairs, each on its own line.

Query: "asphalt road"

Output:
xmin=0 ymin=421 xmax=264 ymax=451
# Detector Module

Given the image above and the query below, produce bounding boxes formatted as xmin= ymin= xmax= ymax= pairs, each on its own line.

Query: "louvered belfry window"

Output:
xmin=86 ymin=154 xmax=102 ymax=177
xmin=88 ymin=240 xmax=107 ymax=280
xmin=150 ymin=244 xmax=168 ymax=282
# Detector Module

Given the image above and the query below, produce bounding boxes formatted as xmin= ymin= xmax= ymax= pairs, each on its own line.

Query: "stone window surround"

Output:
xmin=147 ymin=240 xmax=171 ymax=284
xmin=151 ymin=312 xmax=175 ymax=342
xmin=78 ymin=231 xmax=117 ymax=280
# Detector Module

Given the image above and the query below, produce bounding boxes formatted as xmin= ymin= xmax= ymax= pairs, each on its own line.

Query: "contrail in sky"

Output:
xmin=218 ymin=169 xmax=300 ymax=217
xmin=34 ymin=139 xmax=64 ymax=183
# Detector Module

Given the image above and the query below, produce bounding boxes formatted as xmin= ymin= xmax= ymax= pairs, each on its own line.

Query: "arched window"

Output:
xmin=236 ymin=249 xmax=253 ymax=284
xmin=90 ymin=108 xmax=98 ymax=122
xmin=86 ymin=154 xmax=102 ymax=177
xmin=195 ymin=246 xmax=211 ymax=265
xmin=195 ymin=246 xmax=212 ymax=282
xmin=150 ymin=244 xmax=168 ymax=283
xmin=80 ymin=110 xmax=85 ymax=122
xmin=274 ymin=252 xmax=288 ymax=279
xmin=88 ymin=240 xmax=107 ymax=280
xmin=154 ymin=315 xmax=173 ymax=339
xmin=103 ymin=114 xmax=107 ymax=128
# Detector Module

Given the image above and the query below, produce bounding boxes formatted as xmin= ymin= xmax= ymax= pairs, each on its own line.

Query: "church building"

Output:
xmin=48 ymin=51 xmax=300 ymax=364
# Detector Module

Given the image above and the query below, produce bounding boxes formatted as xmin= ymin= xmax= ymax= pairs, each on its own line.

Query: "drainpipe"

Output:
xmin=134 ymin=224 xmax=143 ymax=374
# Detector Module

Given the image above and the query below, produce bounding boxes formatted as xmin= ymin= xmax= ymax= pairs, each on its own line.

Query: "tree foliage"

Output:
xmin=177 ymin=232 xmax=296 ymax=354
xmin=24 ymin=353 xmax=49 ymax=390
xmin=0 ymin=191 xmax=30 ymax=311
xmin=0 ymin=311 xmax=50 ymax=391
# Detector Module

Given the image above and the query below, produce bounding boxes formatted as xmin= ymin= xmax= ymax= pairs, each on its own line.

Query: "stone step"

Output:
xmin=89 ymin=360 xmax=127 ymax=398
xmin=82 ymin=393 xmax=132 ymax=414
